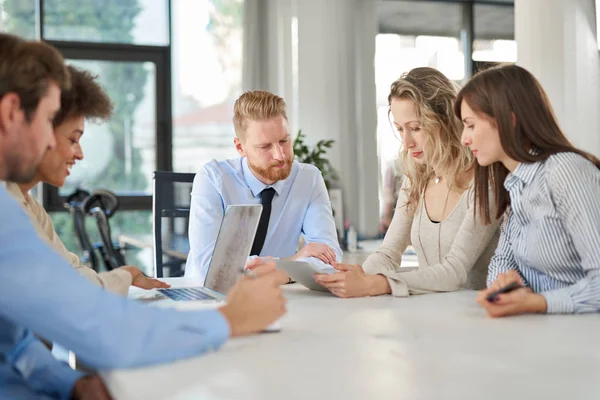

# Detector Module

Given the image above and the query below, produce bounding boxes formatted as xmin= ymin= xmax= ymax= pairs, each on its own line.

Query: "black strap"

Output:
xmin=250 ymin=188 xmax=276 ymax=256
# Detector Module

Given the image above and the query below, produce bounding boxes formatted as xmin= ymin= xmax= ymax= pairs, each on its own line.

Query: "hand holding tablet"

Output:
xmin=275 ymin=259 xmax=336 ymax=292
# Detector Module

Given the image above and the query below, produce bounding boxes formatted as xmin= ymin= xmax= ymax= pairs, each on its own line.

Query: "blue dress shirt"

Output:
xmin=487 ymin=152 xmax=600 ymax=314
xmin=0 ymin=186 xmax=230 ymax=399
xmin=185 ymin=158 xmax=343 ymax=280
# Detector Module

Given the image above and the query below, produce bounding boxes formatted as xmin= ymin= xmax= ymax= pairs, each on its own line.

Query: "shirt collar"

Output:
xmin=241 ymin=157 xmax=286 ymax=197
xmin=2 ymin=181 xmax=30 ymax=208
xmin=504 ymin=160 xmax=543 ymax=191
xmin=503 ymin=147 xmax=544 ymax=191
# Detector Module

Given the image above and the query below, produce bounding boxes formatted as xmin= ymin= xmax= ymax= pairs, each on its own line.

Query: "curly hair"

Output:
xmin=53 ymin=65 xmax=113 ymax=127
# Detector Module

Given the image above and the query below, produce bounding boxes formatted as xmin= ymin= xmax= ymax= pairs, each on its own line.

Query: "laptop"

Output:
xmin=157 ymin=204 xmax=262 ymax=303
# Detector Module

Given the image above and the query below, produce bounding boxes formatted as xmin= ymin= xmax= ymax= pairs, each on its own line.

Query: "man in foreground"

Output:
xmin=0 ymin=33 xmax=286 ymax=399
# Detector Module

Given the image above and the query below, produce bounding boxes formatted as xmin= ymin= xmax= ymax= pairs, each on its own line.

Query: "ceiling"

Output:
xmin=377 ymin=0 xmax=515 ymax=40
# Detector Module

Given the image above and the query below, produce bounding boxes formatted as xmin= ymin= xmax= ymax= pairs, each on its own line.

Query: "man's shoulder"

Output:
xmin=0 ymin=184 xmax=17 ymax=207
xmin=196 ymin=158 xmax=244 ymax=186
xmin=192 ymin=158 xmax=245 ymax=194
xmin=0 ymin=186 xmax=32 ymax=235
xmin=200 ymin=158 xmax=243 ymax=176
xmin=294 ymin=161 xmax=322 ymax=177
xmin=288 ymin=161 xmax=327 ymax=192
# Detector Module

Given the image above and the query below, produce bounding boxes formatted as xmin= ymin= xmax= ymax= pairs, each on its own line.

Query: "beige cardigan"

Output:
xmin=362 ymin=182 xmax=500 ymax=297
xmin=3 ymin=182 xmax=132 ymax=295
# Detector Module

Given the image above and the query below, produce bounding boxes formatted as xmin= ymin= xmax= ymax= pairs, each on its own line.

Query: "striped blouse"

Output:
xmin=487 ymin=152 xmax=600 ymax=314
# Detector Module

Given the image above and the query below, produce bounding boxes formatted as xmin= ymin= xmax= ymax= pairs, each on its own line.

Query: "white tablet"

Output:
xmin=276 ymin=260 xmax=337 ymax=292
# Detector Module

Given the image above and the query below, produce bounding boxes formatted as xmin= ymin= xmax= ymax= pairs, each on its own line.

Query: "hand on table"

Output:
xmin=120 ymin=266 xmax=170 ymax=290
xmin=476 ymin=271 xmax=546 ymax=317
xmin=219 ymin=269 xmax=288 ymax=337
xmin=313 ymin=263 xmax=391 ymax=298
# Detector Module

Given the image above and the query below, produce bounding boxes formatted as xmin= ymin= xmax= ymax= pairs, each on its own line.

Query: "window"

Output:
xmin=42 ymin=0 xmax=169 ymax=46
xmin=473 ymin=3 xmax=516 ymax=71
xmin=33 ymin=0 xmax=172 ymax=274
xmin=60 ymin=59 xmax=157 ymax=197
xmin=0 ymin=0 xmax=38 ymax=38
xmin=171 ymin=0 xmax=243 ymax=173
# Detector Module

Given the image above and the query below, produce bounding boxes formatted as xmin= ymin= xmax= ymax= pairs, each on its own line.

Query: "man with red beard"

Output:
xmin=185 ymin=90 xmax=342 ymax=284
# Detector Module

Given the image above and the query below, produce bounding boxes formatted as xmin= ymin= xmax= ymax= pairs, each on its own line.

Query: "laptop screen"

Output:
xmin=204 ymin=205 xmax=262 ymax=294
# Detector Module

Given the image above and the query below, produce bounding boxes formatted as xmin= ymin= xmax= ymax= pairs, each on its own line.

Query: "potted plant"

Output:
xmin=293 ymin=130 xmax=345 ymax=246
xmin=293 ymin=130 xmax=338 ymax=189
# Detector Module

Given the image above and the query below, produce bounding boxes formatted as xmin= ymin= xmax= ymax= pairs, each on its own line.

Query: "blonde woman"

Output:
xmin=314 ymin=67 xmax=501 ymax=298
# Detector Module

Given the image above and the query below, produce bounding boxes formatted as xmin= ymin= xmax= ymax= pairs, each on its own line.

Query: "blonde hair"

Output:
xmin=388 ymin=67 xmax=474 ymax=212
xmin=233 ymin=90 xmax=287 ymax=140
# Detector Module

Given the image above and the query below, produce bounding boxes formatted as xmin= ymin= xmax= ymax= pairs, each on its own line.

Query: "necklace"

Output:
xmin=417 ymin=182 xmax=452 ymax=265
xmin=435 ymin=176 xmax=441 ymax=184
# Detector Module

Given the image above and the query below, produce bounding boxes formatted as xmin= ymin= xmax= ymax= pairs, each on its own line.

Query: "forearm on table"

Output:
xmin=362 ymin=252 xmax=402 ymax=275
xmin=367 ymin=274 xmax=392 ymax=296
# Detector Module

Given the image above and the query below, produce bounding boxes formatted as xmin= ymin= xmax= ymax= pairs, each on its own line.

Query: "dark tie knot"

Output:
xmin=260 ymin=187 xmax=276 ymax=204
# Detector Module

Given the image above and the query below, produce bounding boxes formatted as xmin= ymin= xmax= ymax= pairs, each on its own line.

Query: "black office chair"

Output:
xmin=64 ymin=189 xmax=99 ymax=271
xmin=152 ymin=171 xmax=194 ymax=278
xmin=82 ymin=189 xmax=126 ymax=271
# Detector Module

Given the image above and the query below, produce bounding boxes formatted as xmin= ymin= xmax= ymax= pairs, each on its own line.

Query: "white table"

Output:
xmin=104 ymin=282 xmax=600 ymax=400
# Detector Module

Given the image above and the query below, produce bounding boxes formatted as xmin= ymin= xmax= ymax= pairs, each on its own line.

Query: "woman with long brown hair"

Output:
xmin=313 ymin=67 xmax=500 ymax=298
xmin=456 ymin=64 xmax=600 ymax=317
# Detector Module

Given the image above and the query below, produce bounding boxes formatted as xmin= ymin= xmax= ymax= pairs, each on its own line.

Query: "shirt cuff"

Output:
xmin=541 ymin=289 xmax=574 ymax=314
xmin=105 ymin=269 xmax=134 ymax=296
xmin=363 ymin=262 xmax=409 ymax=297
xmin=382 ymin=273 xmax=409 ymax=297
xmin=9 ymin=337 xmax=86 ymax=400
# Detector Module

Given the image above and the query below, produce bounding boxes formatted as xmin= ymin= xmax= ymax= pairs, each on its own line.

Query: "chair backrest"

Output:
xmin=152 ymin=171 xmax=195 ymax=278
xmin=83 ymin=190 xmax=126 ymax=270
xmin=64 ymin=189 xmax=99 ymax=271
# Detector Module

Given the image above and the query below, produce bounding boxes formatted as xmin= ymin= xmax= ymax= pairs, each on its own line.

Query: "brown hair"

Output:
xmin=388 ymin=67 xmax=474 ymax=212
xmin=53 ymin=65 xmax=113 ymax=127
xmin=0 ymin=33 xmax=70 ymax=121
xmin=455 ymin=64 xmax=600 ymax=224
xmin=233 ymin=90 xmax=287 ymax=140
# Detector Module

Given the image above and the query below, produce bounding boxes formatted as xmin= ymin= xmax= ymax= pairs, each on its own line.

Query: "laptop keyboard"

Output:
xmin=158 ymin=288 xmax=217 ymax=301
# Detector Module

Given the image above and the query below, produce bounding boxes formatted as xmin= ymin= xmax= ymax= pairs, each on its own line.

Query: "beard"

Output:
xmin=248 ymin=157 xmax=293 ymax=183
xmin=3 ymin=150 xmax=38 ymax=183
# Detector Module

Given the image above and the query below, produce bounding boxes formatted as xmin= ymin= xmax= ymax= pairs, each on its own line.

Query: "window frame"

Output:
xmin=39 ymin=0 xmax=173 ymax=212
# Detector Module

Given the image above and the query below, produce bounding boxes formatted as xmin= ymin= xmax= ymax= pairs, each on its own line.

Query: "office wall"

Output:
xmin=296 ymin=0 xmax=380 ymax=238
xmin=516 ymin=0 xmax=600 ymax=156
xmin=244 ymin=0 xmax=381 ymax=238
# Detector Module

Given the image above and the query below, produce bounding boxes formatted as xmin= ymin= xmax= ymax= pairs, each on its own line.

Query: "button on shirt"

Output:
xmin=185 ymin=158 xmax=343 ymax=280
xmin=0 ymin=186 xmax=230 ymax=399
xmin=486 ymin=152 xmax=600 ymax=314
